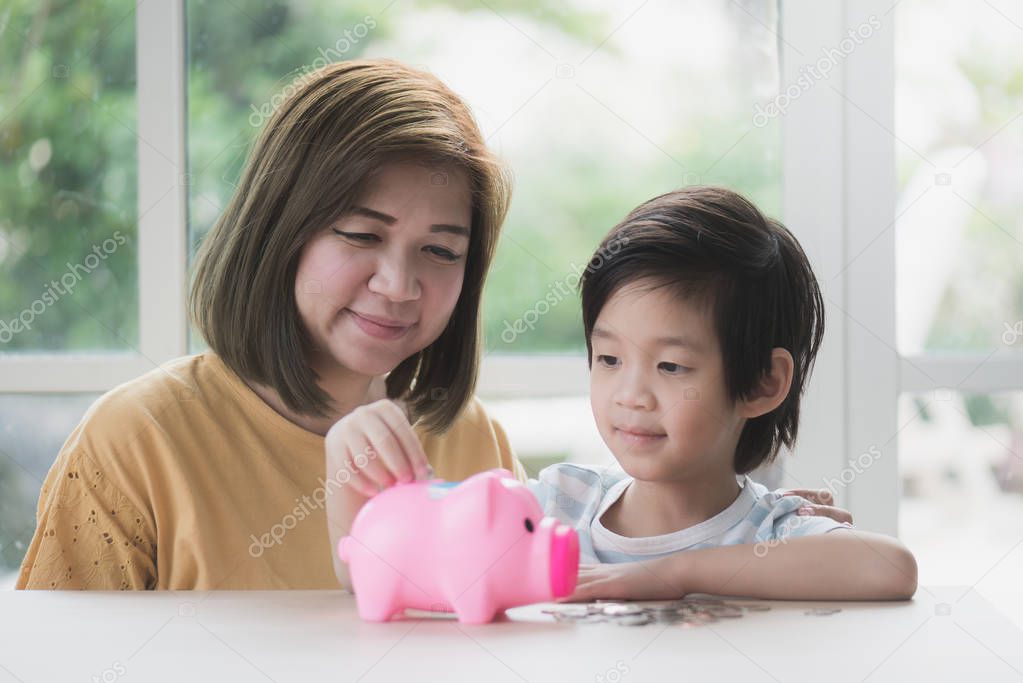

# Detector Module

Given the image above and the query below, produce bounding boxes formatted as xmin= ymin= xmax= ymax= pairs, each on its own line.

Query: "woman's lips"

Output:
xmin=345 ymin=309 xmax=415 ymax=341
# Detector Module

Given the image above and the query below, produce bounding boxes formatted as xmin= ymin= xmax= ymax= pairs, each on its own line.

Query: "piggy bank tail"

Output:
xmin=337 ymin=536 xmax=352 ymax=563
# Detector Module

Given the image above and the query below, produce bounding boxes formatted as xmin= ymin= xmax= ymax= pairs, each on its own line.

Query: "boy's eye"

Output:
xmin=596 ymin=354 xmax=620 ymax=368
xmin=424 ymin=245 xmax=462 ymax=262
xmin=659 ymin=362 xmax=689 ymax=375
xmin=333 ymin=229 xmax=380 ymax=243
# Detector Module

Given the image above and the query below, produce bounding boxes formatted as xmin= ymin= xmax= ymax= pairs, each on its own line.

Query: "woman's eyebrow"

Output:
xmin=351 ymin=206 xmax=469 ymax=237
xmin=430 ymin=224 xmax=470 ymax=237
xmin=351 ymin=206 xmax=396 ymax=224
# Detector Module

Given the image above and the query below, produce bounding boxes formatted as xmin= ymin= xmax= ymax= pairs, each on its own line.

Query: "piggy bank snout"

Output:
xmin=545 ymin=520 xmax=579 ymax=598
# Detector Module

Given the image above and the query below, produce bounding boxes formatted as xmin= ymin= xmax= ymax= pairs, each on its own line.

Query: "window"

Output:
xmin=0 ymin=2 xmax=139 ymax=352
xmin=894 ymin=0 xmax=1023 ymax=355
xmin=895 ymin=0 xmax=1023 ymax=626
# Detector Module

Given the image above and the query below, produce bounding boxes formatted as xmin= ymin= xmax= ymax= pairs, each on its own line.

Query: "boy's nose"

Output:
xmin=613 ymin=379 xmax=655 ymax=411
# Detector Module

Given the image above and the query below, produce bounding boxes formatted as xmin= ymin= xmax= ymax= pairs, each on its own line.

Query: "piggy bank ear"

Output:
xmin=443 ymin=472 xmax=506 ymax=532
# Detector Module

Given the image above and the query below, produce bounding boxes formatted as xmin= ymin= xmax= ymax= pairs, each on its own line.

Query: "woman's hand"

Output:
xmin=324 ymin=398 xmax=432 ymax=499
xmin=782 ymin=488 xmax=854 ymax=525
xmin=557 ymin=560 xmax=687 ymax=603
xmin=324 ymin=398 xmax=432 ymax=590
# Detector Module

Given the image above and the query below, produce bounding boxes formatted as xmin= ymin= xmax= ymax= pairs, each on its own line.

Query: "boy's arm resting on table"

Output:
xmin=565 ymin=530 xmax=918 ymax=603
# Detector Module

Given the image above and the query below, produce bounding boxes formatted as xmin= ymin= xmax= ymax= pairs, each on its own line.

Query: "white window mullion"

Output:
xmin=841 ymin=0 xmax=899 ymax=535
xmin=135 ymin=0 xmax=189 ymax=363
xmin=777 ymin=1 xmax=850 ymax=509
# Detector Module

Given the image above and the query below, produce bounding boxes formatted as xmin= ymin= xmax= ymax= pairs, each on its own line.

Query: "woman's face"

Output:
xmin=295 ymin=161 xmax=472 ymax=378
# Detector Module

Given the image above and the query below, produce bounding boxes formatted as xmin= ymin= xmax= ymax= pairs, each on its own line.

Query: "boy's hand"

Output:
xmin=557 ymin=560 xmax=687 ymax=603
xmin=782 ymin=489 xmax=854 ymax=525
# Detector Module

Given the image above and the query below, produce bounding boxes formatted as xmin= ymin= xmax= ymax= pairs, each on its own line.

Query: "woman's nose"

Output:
xmin=368 ymin=252 xmax=421 ymax=302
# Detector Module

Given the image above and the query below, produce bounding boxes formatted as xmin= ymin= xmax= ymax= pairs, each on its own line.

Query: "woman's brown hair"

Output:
xmin=190 ymin=59 xmax=512 ymax=433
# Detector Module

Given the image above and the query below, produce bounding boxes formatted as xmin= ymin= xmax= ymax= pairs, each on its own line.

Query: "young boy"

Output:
xmin=530 ymin=186 xmax=917 ymax=602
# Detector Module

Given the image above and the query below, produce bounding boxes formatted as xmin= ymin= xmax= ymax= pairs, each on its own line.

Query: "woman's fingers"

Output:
xmin=781 ymin=488 xmax=854 ymax=524
xmin=783 ymin=488 xmax=835 ymax=506
xmin=353 ymin=430 xmax=397 ymax=492
xmin=324 ymin=398 xmax=431 ymax=499
xmin=361 ymin=409 xmax=414 ymax=484
xmin=329 ymin=452 xmax=373 ymax=499
xmin=796 ymin=503 xmax=854 ymax=525
xmin=376 ymin=400 xmax=431 ymax=480
xmin=333 ymin=420 xmax=389 ymax=495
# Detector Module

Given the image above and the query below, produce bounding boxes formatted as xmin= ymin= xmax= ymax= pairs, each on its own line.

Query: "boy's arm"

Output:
xmin=564 ymin=530 xmax=918 ymax=602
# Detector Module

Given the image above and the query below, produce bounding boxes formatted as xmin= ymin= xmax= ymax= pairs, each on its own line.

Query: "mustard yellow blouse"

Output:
xmin=16 ymin=352 xmax=526 ymax=590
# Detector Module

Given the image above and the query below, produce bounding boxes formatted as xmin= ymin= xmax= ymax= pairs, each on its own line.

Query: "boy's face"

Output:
xmin=589 ymin=280 xmax=745 ymax=482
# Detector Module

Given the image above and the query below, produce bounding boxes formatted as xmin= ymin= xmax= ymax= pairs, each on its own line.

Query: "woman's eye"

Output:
xmin=596 ymin=355 xmax=620 ymax=368
xmin=659 ymin=362 xmax=689 ymax=375
xmin=333 ymin=229 xmax=379 ymax=243
xmin=424 ymin=245 xmax=461 ymax=262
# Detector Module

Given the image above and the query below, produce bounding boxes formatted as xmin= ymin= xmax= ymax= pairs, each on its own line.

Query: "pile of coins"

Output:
xmin=541 ymin=598 xmax=773 ymax=627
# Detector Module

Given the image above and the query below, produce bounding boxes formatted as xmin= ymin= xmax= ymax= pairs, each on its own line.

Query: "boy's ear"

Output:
xmin=738 ymin=348 xmax=794 ymax=419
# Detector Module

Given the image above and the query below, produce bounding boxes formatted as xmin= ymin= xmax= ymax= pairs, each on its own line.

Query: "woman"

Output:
xmin=17 ymin=59 xmax=846 ymax=591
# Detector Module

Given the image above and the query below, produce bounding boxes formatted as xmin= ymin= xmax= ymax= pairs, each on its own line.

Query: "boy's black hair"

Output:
xmin=580 ymin=186 xmax=825 ymax=474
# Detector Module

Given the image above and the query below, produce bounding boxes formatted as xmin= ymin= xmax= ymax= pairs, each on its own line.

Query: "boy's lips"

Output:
xmin=613 ymin=425 xmax=667 ymax=447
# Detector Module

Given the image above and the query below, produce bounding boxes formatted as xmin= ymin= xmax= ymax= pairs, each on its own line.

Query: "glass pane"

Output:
xmin=895 ymin=0 xmax=1023 ymax=354
xmin=186 ymin=0 xmax=781 ymax=354
xmin=0 ymin=393 xmax=100 ymax=587
xmin=0 ymin=2 xmax=139 ymax=352
xmin=899 ymin=390 xmax=1023 ymax=628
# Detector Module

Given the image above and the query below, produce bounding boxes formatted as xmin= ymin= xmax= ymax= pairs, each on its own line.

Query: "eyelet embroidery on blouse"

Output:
xmin=20 ymin=451 xmax=155 ymax=590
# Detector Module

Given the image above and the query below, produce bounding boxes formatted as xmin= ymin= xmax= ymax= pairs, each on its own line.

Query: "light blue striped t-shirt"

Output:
xmin=525 ymin=463 xmax=852 ymax=564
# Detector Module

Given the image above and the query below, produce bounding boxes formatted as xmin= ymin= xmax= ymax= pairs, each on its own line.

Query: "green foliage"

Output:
xmin=0 ymin=0 xmax=138 ymax=351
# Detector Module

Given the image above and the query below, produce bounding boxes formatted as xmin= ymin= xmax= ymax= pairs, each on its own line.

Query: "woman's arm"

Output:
xmin=325 ymin=484 xmax=369 ymax=592
xmin=563 ymin=530 xmax=917 ymax=602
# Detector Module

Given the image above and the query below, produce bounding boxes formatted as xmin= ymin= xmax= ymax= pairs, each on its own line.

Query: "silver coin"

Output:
xmin=676 ymin=615 xmax=711 ymax=628
xmin=601 ymin=604 xmax=646 ymax=616
xmin=734 ymin=603 xmax=772 ymax=612
xmin=804 ymin=608 xmax=841 ymax=616
xmin=543 ymin=606 xmax=589 ymax=619
xmin=615 ymin=614 xmax=654 ymax=626
xmin=578 ymin=614 xmax=609 ymax=623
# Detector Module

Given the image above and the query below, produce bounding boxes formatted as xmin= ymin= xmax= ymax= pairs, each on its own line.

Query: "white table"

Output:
xmin=1 ymin=587 xmax=1021 ymax=682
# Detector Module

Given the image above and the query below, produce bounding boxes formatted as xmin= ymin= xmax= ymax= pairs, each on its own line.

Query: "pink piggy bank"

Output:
xmin=337 ymin=468 xmax=579 ymax=624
